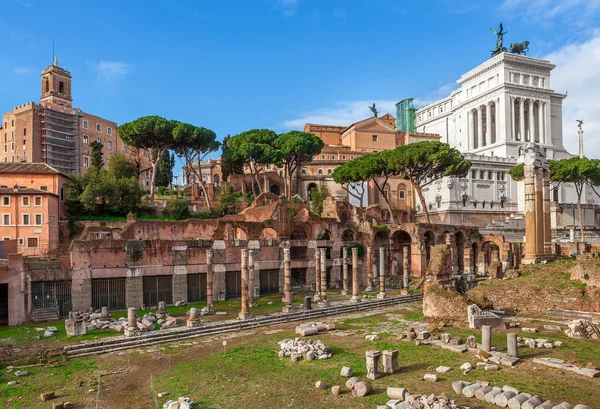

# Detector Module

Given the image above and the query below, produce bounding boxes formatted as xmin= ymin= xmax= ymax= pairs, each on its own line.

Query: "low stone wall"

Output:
xmin=570 ymin=254 xmax=600 ymax=288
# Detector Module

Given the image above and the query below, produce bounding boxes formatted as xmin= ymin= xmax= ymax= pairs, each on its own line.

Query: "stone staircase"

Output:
xmin=31 ymin=307 xmax=59 ymax=323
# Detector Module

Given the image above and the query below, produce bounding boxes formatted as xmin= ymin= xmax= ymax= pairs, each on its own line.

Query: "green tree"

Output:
xmin=108 ymin=153 xmax=137 ymax=179
xmin=274 ymin=131 xmax=324 ymax=198
xmin=165 ymin=197 xmax=191 ymax=220
xmin=89 ymin=140 xmax=104 ymax=172
xmin=218 ymin=182 xmax=237 ymax=215
xmin=118 ymin=116 xmax=177 ymax=202
xmin=173 ymin=122 xmax=220 ymax=207
xmin=385 ymin=141 xmax=471 ymax=224
xmin=156 ymin=151 xmax=175 ymax=188
xmin=310 ymin=184 xmax=330 ymax=217
xmin=332 ymin=155 xmax=370 ymax=208
xmin=227 ymin=129 xmax=282 ymax=197
xmin=221 ymin=134 xmax=244 ymax=182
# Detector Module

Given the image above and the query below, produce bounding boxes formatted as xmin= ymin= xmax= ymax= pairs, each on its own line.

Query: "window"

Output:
xmin=321 ymin=155 xmax=325 ymax=160
xmin=350 ymin=155 xmax=354 ymax=159
xmin=22 ymin=196 xmax=30 ymax=207
xmin=318 ymin=169 xmax=323 ymax=176
xmin=342 ymin=155 xmax=346 ymax=160
xmin=27 ymin=237 xmax=38 ymax=248
xmin=479 ymin=171 xmax=485 ymax=179
xmin=107 ymin=141 xmax=112 ymax=149
xmin=301 ymin=169 xmax=306 ymax=176
xmin=59 ymin=81 xmax=65 ymax=93
xmin=22 ymin=214 xmax=30 ymax=225
xmin=488 ymin=171 xmax=493 ymax=180
xmin=35 ymin=214 xmax=43 ymax=226
xmin=331 ymin=155 xmax=335 ymax=160
xmin=83 ymin=156 xmax=89 ymax=168
xmin=34 ymin=196 xmax=42 ymax=207
xmin=83 ymin=135 xmax=89 ymax=144
xmin=11 ymin=120 xmax=14 ymax=127
xmin=96 ymin=124 xmax=102 ymax=132
xmin=23 ymin=128 xmax=26 ymax=136
xmin=399 ymin=190 xmax=406 ymax=200
xmin=83 ymin=120 xmax=88 ymax=129
xmin=327 ymin=169 xmax=332 ymax=175
xmin=372 ymin=135 xmax=378 ymax=142
xmin=2 ymin=214 xmax=10 ymax=225
xmin=40 ymin=186 xmax=48 ymax=191
xmin=107 ymin=127 xmax=112 ymax=135
xmin=18 ymin=238 xmax=23 ymax=245
xmin=96 ymin=138 xmax=101 ymax=144
xmin=471 ymin=170 xmax=476 ymax=179
xmin=2 ymin=196 xmax=9 ymax=206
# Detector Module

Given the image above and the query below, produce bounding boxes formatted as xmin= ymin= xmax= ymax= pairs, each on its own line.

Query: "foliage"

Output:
xmin=218 ymin=182 xmax=238 ymax=215
xmin=227 ymin=129 xmax=281 ymax=196
xmin=108 ymin=154 xmax=137 ymax=179
xmin=156 ymin=151 xmax=176 ymax=188
xmin=509 ymin=163 xmax=524 ymax=181
xmin=164 ymin=197 xmax=191 ymax=220
xmin=310 ymin=184 xmax=330 ymax=216
xmin=89 ymin=140 xmax=104 ymax=171
xmin=385 ymin=141 xmax=471 ymax=224
xmin=332 ymin=154 xmax=374 ymax=208
xmin=221 ymin=134 xmax=244 ymax=181
xmin=372 ymin=224 xmax=390 ymax=230
xmin=345 ymin=242 xmax=365 ymax=258
xmin=286 ymin=206 xmax=297 ymax=218
xmin=273 ymin=130 xmax=324 ymax=198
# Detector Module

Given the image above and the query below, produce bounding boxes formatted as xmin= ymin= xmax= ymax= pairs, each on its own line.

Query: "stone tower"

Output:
xmin=40 ymin=56 xmax=73 ymax=108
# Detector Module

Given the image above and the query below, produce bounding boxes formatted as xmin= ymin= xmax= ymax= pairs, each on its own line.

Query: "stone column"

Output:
xmin=320 ymin=248 xmax=328 ymax=306
xmin=402 ymin=245 xmax=410 ymax=294
xmin=283 ymin=248 xmax=293 ymax=312
xmin=524 ymin=165 xmax=537 ymax=261
xmin=485 ymin=102 xmax=491 ymax=146
xmin=248 ymin=250 xmax=257 ymax=307
xmin=529 ymin=100 xmax=536 ymax=142
xmin=127 ymin=307 xmax=137 ymax=328
xmin=477 ymin=106 xmax=484 ymax=149
xmin=538 ymin=102 xmax=545 ymax=144
xmin=510 ymin=96 xmax=516 ymax=141
xmin=382 ymin=350 xmax=400 ymax=374
xmin=341 ymin=247 xmax=349 ymax=295
xmin=206 ymin=249 xmax=215 ymax=313
xmin=463 ymin=247 xmax=472 ymax=274
xmin=543 ymin=170 xmax=552 ymax=256
xmin=377 ymin=247 xmax=386 ymax=299
xmin=519 ymin=98 xmax=525 ymax=141
xmin=507 ymin=332 xmax=518 ymax=358
xmin=366 ymin=246 xmax=373 ymax=291
xmin=351 ymin=247 xmax=360 ymax=302
xmin=366 ymin=350 xmax=383 ymax=380
xmin=314 ymin=248 xmax=321 ymax=302
xmin=481 ymin=325 xmax=492 ymax=352
xmin=535 ymin=168 xmax=545 ymax=256
xmin=239 ymin=249 xmax=251 ymax=320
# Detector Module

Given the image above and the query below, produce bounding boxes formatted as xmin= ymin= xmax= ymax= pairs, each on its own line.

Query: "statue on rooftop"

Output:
xmin=369 ymin=103 xmax=378 ymax=118
xmin=490 ymin=23 xmax=508 ymax=57
xmin=510 ymin=40 xmax=530 ymax=55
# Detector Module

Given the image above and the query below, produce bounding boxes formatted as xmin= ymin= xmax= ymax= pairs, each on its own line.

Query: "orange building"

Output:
xmin=0 ymin=163 xmax=69 ymax=256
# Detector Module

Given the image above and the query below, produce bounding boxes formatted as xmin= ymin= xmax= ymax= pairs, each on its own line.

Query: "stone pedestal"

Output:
xmin=314 ymin=248 xmax=321 ymax=301
xmin=366 ymin=350 xmax=383 ymax=380
xmin=507 ymin=332 xmax=518 ymax=357
xmin=382 ymin=350 xmax=400 ymax=374
xmin=341 ymin=247 xmax=349 ymax=295
xmin=282 ymin=248 xmax=293 ymax=313
xmin=156 ymin=301 xmax=168 ymax=319
xmin=351 ymin=248 xmax=361 ymax=303
xmin=304 ymin=296 xmax=312 ymax=311
xmin=481 ymin=325 xmax=492 ymax=352
xmin=206 ymin=249 xmax=216 ymax=313
xmin=99 ymin=306 xmax=111 ymax=321
xmin=127 ymin=307 xmax=137 ymax=328
xmin=65 ymin=313 xmax=86 ymax=337
xmin=187 ymin=307 xmax=201 ymax=328
xmin=319 ymin=248 xmax=328 ymax=306
xmin=248 ymin=250 xmax=258 ymax=307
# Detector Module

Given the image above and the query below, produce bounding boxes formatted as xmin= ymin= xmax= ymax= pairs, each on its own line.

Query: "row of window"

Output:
xmin=470 ymin=170 xmax=507 ymax=181
xmin=82 ymin=120 xmax=112 ymax=135
xmin=1 ymin=196 xmax=43 ymax=207
xmin=82 ymin=135 xmax=112 ymax=149
xmin=2 ymin=213 xmax=44 ymax=226
xmin=2 ymin=236 xmax=39 ymax=248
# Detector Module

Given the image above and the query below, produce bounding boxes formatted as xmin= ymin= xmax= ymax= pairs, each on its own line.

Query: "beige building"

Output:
xmin=0 ymin=58 xmax=123 ymax=176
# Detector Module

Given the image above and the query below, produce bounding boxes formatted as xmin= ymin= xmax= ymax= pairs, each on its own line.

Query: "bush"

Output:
xmin=165 ymin=198 xmax=191 ymax=220
xmin=157 ymin=186 xmax=168 ymax=196
xmin=310 ymin=184 xmax=330 ymax=216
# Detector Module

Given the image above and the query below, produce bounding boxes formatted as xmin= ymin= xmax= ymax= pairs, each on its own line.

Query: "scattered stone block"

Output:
xmin=331 ymin=385 xmax=341 ymax=396
xmin=315 ymin=381 xmax=327 ymax=390
xmin=366 ymin=350 xmax=383 ymax=380
xmin=441 ymin=333 xmax=452 ymax=343
xmin=484 ymin=387 xmax=503 ymax=404
xmin=7 ymin=381 xmax=17 ymax=386
xmin=365 ymin=334 xmax=380 ymax=341
xmin=460 ymin=362 xmax=472 ymax=372
xmin=448 ymin=336 xmax=464 ymax=345
xmin=485 ymin=364 xmax=499 ymax=371
xmin=544 ymin=325 xmax=562 ymax=331
xmin=351 ymin=381 xmax=372 ymax=397
xmin=40 ymin=391 xmax=55 ymax=401
xmin=423 ymin=373 xmax=438 ymax=382
xmin=436 ymin=366 xmax=452 ymax=373
xmin=495 ymin=390 xmax=517 ymax=407
xmin=174 ymin=300 xmax=186 ymax=307
xmin=573 ymin=405 xmax=589 ymax=409
xmin=537 ymin=401 xmax=556 ymax=409
xmin=452 ymin=380 xmax=469 ymax=395
xmin=522 ymin=327 xmax=537 ymax=333
xmin=508 ymin=393 xmax=531 ymax=409
xmin=14 ymin=371 xmax=28 ymax=377
xmin=387 ymin=387 xmax=408 ymax=401
xmin=462 ymin=383 xmax=481 ymax=397
xmin=417 ymin=331 xmax=430 ymax=340
xmin=382 ymin=350 xmax=400 ymax=374
xmin=522 ymin=396 xmax=543 ymax=409
xmin=157 ymin=392 xmax=169 ymax=398
xmin=345 ymin=377 xmax=359 ymax=390
xmin=475 ymin=385 xmax=492 ymax=400
xmin=466 ymin=335 xmax=477 ymax=349
xmin=52 ymin=403 xmax=64 ymax=409
xmin=340 ymin=366 xmax=352 ymax=377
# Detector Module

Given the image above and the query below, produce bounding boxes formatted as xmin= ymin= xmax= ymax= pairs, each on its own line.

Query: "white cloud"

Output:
xmin=500 ymin=0 xmax=600 ymax=28
xmin=93 ymin=61 xmax=131 ymax=85
xmin=280 ymin=83 xmax=457 ymax=130
xmin=13 ymin=66 xmax=32 ymax=75
xmin=543 ymin=30 xmax=600 ymax=158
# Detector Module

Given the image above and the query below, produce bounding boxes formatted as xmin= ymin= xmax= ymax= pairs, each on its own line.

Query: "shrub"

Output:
xmin=165 ymin=198 xmax=191 ymax=220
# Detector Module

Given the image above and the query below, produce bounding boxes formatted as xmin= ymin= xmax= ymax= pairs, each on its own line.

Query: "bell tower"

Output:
xmin=40 ymin=56 xmax=73 ymax=108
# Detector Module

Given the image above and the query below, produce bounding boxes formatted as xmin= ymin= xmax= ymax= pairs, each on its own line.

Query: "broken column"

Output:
xmin=341 ymin=247 xmax=349 ymax=295
xmin=156 ymin=301 xmax=167 ymax=319
xmin=522 ymin=143 xmax=549 ymax=264
xmin=248 ymin=249 xmax=257 ymax=307
xmin=542 ymin=169 xmax=552 ymax=256
xmin=382 ymin=350 xmax=400 ymax=374
xmin=482 ymin=325 xmax=492 ymax=352
xmin=124 ymin=307 xmax=139 ymax=337
xmin=100 ymin=306 xmax=110 ymax=321
xmin=314 ymin=248 xmax=321 ymax=302
xmin=351 ymin=247 xmax=361 ymax=302
xmin=187 ymin=307 xmax=201 ymax=328
xmin=238 ymin=249 xmax=252 ymax=320
xmin=377 ymin=247 xmax=387 ymax=299
xmin=507 ymin=332 xmax=518 ymax=357
xmin=402 ymin=245 xmax=410 ymax=294
xmin=366 ymin=350 xmax=383 ymax=380
xmin=320 ymin=248 xmax=328 ymax=306
xmin=283 ymin=248 xmax=293 ymax=313
xmin=206 ymin=249 xmax=216 ymax=313
xmin=65 ymin=312 xmax=86 ymax=337
xmin=366 ymin=246 xmax=373 ymax=291
xmin=304 ymin=296 xmax=312 ymax=311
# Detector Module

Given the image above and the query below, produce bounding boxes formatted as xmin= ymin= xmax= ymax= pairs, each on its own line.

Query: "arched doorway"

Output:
xmin=270 ymin=184 xmax=280 ymax=195
xmin=307 ymin=183 xmax=317 ymax=201
xmin=391 ymin=230 xmax=411 ymax=277
xmin=342 ymin=229 xmax=355 ymax=243
xmin=373 ymin=230 xmax=390 ymax=278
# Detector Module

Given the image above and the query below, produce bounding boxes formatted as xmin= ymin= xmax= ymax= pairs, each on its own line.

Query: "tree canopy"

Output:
xmin=221 ymin=134 xmax=244 ymax=182
xmin=273 ymin=130 xmax=324 ymax=198
xmin=156 ymin=151 xmax=175 ymax=188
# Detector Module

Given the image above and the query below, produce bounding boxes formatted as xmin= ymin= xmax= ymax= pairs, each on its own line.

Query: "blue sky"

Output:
xmin=2 ymin=0 xmax=600 ymax=164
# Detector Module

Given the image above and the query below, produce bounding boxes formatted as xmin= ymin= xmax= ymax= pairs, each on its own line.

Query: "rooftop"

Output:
xmin=0 ymin=162 xmax=64 ymax=175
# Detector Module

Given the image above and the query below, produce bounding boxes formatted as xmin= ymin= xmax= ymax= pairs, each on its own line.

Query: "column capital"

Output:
xmin=206 ymin=249 xmax=213 ymax=258
xmin=351 ymin=247 xmax=358 ymax=255
xmin=283 ymin=247 xmax=290 ymax=256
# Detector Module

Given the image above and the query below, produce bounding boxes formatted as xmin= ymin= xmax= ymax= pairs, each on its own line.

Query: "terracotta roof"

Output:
xmin=0 ymin=162 xmax=62 ymax=175
xmin=0 ymin=187 xmax=57 ymax=196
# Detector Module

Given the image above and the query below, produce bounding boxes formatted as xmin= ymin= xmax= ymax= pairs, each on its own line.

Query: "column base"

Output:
xmin=249 ymin=301 xmax=258 ymax=308
xmin=282 ymin=305 xmax=294 ymax=313
xmin=187 ymin=320 xmax=201 ymax=328
xmin=365 ymin=286 xmax=373 ymax=292
xmin=124 ymin=327 xmax=140 ymax=337
xmin=318 ymin=300 xmax=330 ymax=307
xmin=521 ymin=255 xmax=550 ymax=265
xmin=341 ymin=289 xmax=348 ymax=296
xmin=377 ymin=292 xmax=387 ymax=299
xmin=400 ymin=288 xmax=409 ymax=295
xmin=207 ymin=305 xmax=216 ymax=313
xmin=313 ymin=294 xmax=322 ymax=303
xmin=350 ymin=296 xmax=361 ymax=303
xmin=238 ymin=312 xmax=253 ymax=320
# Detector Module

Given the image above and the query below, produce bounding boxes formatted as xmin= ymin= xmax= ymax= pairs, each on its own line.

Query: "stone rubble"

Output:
xmin=565 ymin=320 xmax=600 ymax=339
xmin=532 ymin=358 xmax=600 ymax=378
xmin=379 ymin=386 xmax=461 ymax=409
xmin=295 ymin=322 xmax=335 ymax=337
xmin=277 ymin=338 xmax=332 ymax=361
xmin=162 ymin=397 xmax=193 ymax=409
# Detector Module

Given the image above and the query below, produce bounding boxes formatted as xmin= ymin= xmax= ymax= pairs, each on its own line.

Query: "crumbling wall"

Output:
xmin=422 ymin=281 xmax=470 ymax=320
xmin=570 ymin=254 xmax=600 ymax=287
xmin=426 ymin=244 xmax=452 ymax=282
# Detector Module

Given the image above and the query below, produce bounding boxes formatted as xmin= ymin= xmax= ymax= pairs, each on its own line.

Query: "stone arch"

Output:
xmin=290 ymin=226 xmax=307 ymax=240
xmin=317 ymin=229 xmax=331 ymax=241
xmin=213 ymin=174 xmax=220 ymax=185
xmin=260 ymin=227 xmax=279 ymax=240
xmin=307 ymin=183 xmax=317 ymax=200
xmin=401 ymin=211 xmax=409 ymax=223
xmin=391 ymin=229 xmax=411 ymax=276
xmin=235 ymin=227 xmax=248 ymax=241
xmin=342 ymin=229 xmax=355 ymax=243
xmin=269 ymin=184 xmax=280 ymax=195
xmin=480 ymin=241 xmax=501 ymax=276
